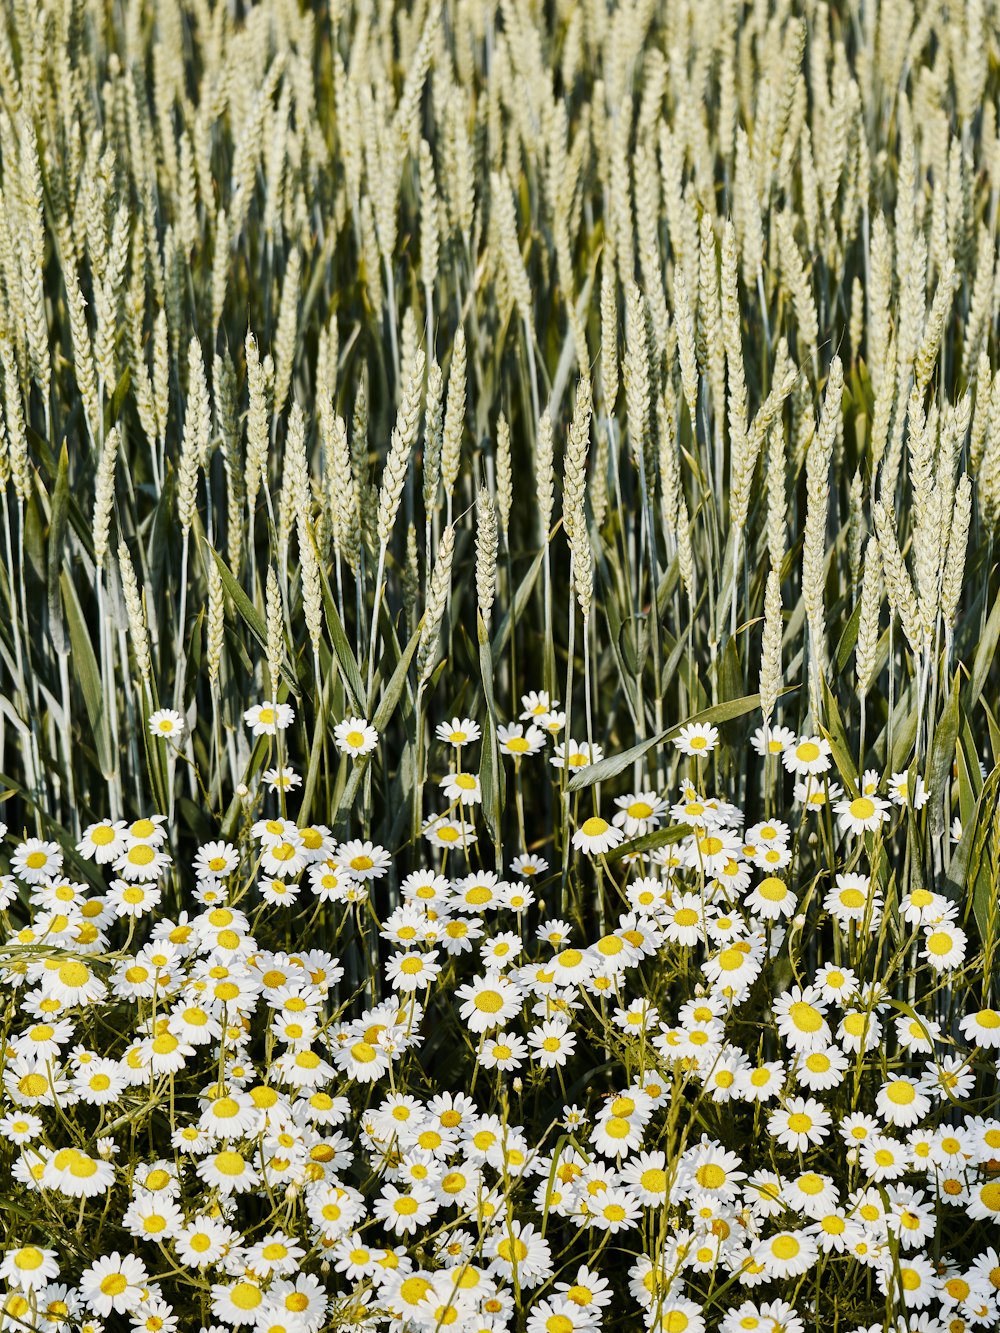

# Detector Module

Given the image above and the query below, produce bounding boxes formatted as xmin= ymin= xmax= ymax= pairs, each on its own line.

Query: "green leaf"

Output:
xmin=491 ymin=549 xmax=544 ymax=660
xmin=221 ymin=734 xmax=272 ymax=838
xmin=568 ymin=693 xmax=776 ymax=791
xmin=207 ymin=545 xmax=298 ymax=695
xmin=60 ymin=571 xmax=114 ymax=779
xmin=834 ymin=595 xmax=862 ymax=674
xmin=928 ymin=670 xmax=960 ymax=839
xmin=958 ymin=713 xmax=984 ymax=824
xmin=714 ymin=527 xmax=740 ymax=644
xmin=619 ymin=615 xmax=647 ymax=678
xmin=372 ymin=624 xmax=421 ymax=733
xmin=299 ymin=677 xmax=331 ymax=830
xmin=477 ymin=611 xmax=505 ymax=858
xmin=107 ymin=366 xmax=131 ymax=429
xmin=47 ymin=442 xmax=70 ymax=655
xmin=605 ymin=822 xmax=691 ymax=862
xmin=968 ymin=589 xmax=1000 ymax=712
xmin=819 ymin=677 xmax=858 ymax=799
xmin=947 ymin=764 xmax=1000 ymax=922
xmin=313 ymin=542 xmax=367 ymax=714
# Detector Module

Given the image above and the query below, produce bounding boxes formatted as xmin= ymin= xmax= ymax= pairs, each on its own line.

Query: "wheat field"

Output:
xmin=0 ymin=1 xmax=999 ymax=1330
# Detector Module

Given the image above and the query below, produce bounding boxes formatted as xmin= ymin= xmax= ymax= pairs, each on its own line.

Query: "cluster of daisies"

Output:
xmin=0 ymin=707 xmax=998 ymax=1333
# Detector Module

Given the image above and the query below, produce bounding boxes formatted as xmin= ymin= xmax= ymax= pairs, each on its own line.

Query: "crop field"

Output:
xmin=0 ymin=0 xmax=999 ymax=1330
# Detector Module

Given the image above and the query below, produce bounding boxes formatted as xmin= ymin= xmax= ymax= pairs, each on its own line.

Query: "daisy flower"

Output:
xmin=768 ymin=1097 xmax=832 ymax=1150
xmin=114 ymin=843 xmax=172 ymax=881
xmin=210 ymin=1279 xmax=267 ymax=1326
xmin=243 ymin=701 xmax=294 ymax=735
xmin=967 ymin=1177 xmax=1000 ymax=1222
xmin=35 ymin=957 xmax=108 ymax=1006
xmin=736 ymin=1060 xmax=786 ymax=1104
xmin=922 ymin=922 xmax=968 ymax=970
xmin=589 ymin=1185 xmax=642 ymax=1232
xmin=858 ymin=1135 xmax=909 ymax=1181
xmin=336 ymin=839 xmax=391 ymax=880
xmin=262 ymin=766 xmax=301 ymax=793
xmin=107 ymin=879 xmax=162 ymax=918
xmin=439 ymin=770 xmax=482 ymax=804
xmin=743 ymin=1170 xmax=785 ymax=1219
xmin=11 ymin=839 xmax=63 ymax=884
xmin=753 ymin=1229 xmax=818 ymax=1279
xmin=794 ymin=778 xmax=843 ymax=809
xmin=781 ymin=736 xmax=832 ymax=776
xmin=613 ymin=791 xmax=667 ymax=836
xmin=372 ymin=1183 xmax=438 ymax=1235
xmin=836 ymin=1006 xmax=883 ymax=1054
xmin=480 ymin=931 xmax=522 ymax=968
xmin=785 ymin=1170 xmax=839 ymax=1219
xmin=497 ymin=722 xmax=546 ymax=757
xmin=683 ymin=828 xmax=744 ymax=876
xmin=122 ymin=1194 xmax=184 ymax=1242
xmin=676 ymin=1141 xmax=746 ymax=1202
xmin=571 ymin=815 xmax=624 ymax=855
xmin=511 ymin=853 xmax=548 ymax=877
xmin=834 ymin=792 xmax=890 ymax=836
xmin=744 ymin=875 xmax=797 ymax=920
xmin=702 ymin=939 xmax=764 ymax=991
xmin=751 ymin=724 xmax=797 ymax=756
xmin=0 ymin=1246 xmax=59 ymax=1292
xmin=538 ymin=709 xmax=566 ymax=735
xmin=423 ymin=815 xmax=477 ymax=850
xmin=824 ymin=872 xmax=878 ymax=925
xmin=148 ymin=708 xmax=185 ymax=739
xmin=662 ymin=893 xmax=707 ymax=946
xmin=773 ymin=986 xmax=831 ymax=1052
xmin=875 ymin=1076 xmax=931 ymax=1128
xmin=487 ymin=1221 xmax=552 ymax=1287
xmin=527 ymin=1018 xmax=576 ymax=1068
xmin=520 ymin=690 xmax=555 ymax=719
xmin=334 ymin=717 xmax=378 ymax=757
xmin=888 ymin=770 xmax=929 ymax=808
xmin=75 ymin=1058 xmax=127 ymax=1105
xmin=959 ymin=1006 xmax=1000 ymax=1048
xmin=436 ymin=717 xmax=481 ymax=747
xmin=479 ymin=1031 xmax=527 ymax=1070
xmin=0 ymin=1111 xmax=42 ymax=1143
xmin=263 ymin=1274 xmax=329 ymax=1330
xmin=899 ymin=886 xmax=951 ymax=924
xmin=796 ymin=1045 xmax=849 ymax=1091
xmin=885 ymin=1188 xmax=936 ymax=1249
xmin=124 ymin=815 xmax=169 ymax=847
xmin=550 ymin=739 xmax=604 ymax=770
xmin=673 ymin=722 xmax=719 ymax=756
xmin=385 ymin=949 xmax=442 ymax=993
xmin=620 ymin=1150 xmax=669 ymax=1207
xmin=550 ymin=1264 xmax=612 ymax=1319
xmin=455 ymin=975 xmax=523 ymax=1032
xmin=875 ymin=1252 xmax=939 ymax=1307
xmin=79 ymin=1253 xmax=149 ymax=1315
xmin=196 ymin=1148 xmax=261 ymax=1195
xmin=590 ymin=1112 xmax=644 ymax=1159
xmin=260 ymin=875 xmax=300 ymax=905
xmin=627 ymin=875 xmax=668 ymax=914
xmin=76 ymin=819 xmax=128 ymax=863
xmin=748 ymin=842 xmax=792 ymax=871
xmin=500 ymin=879 xmax=535 ymax=911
